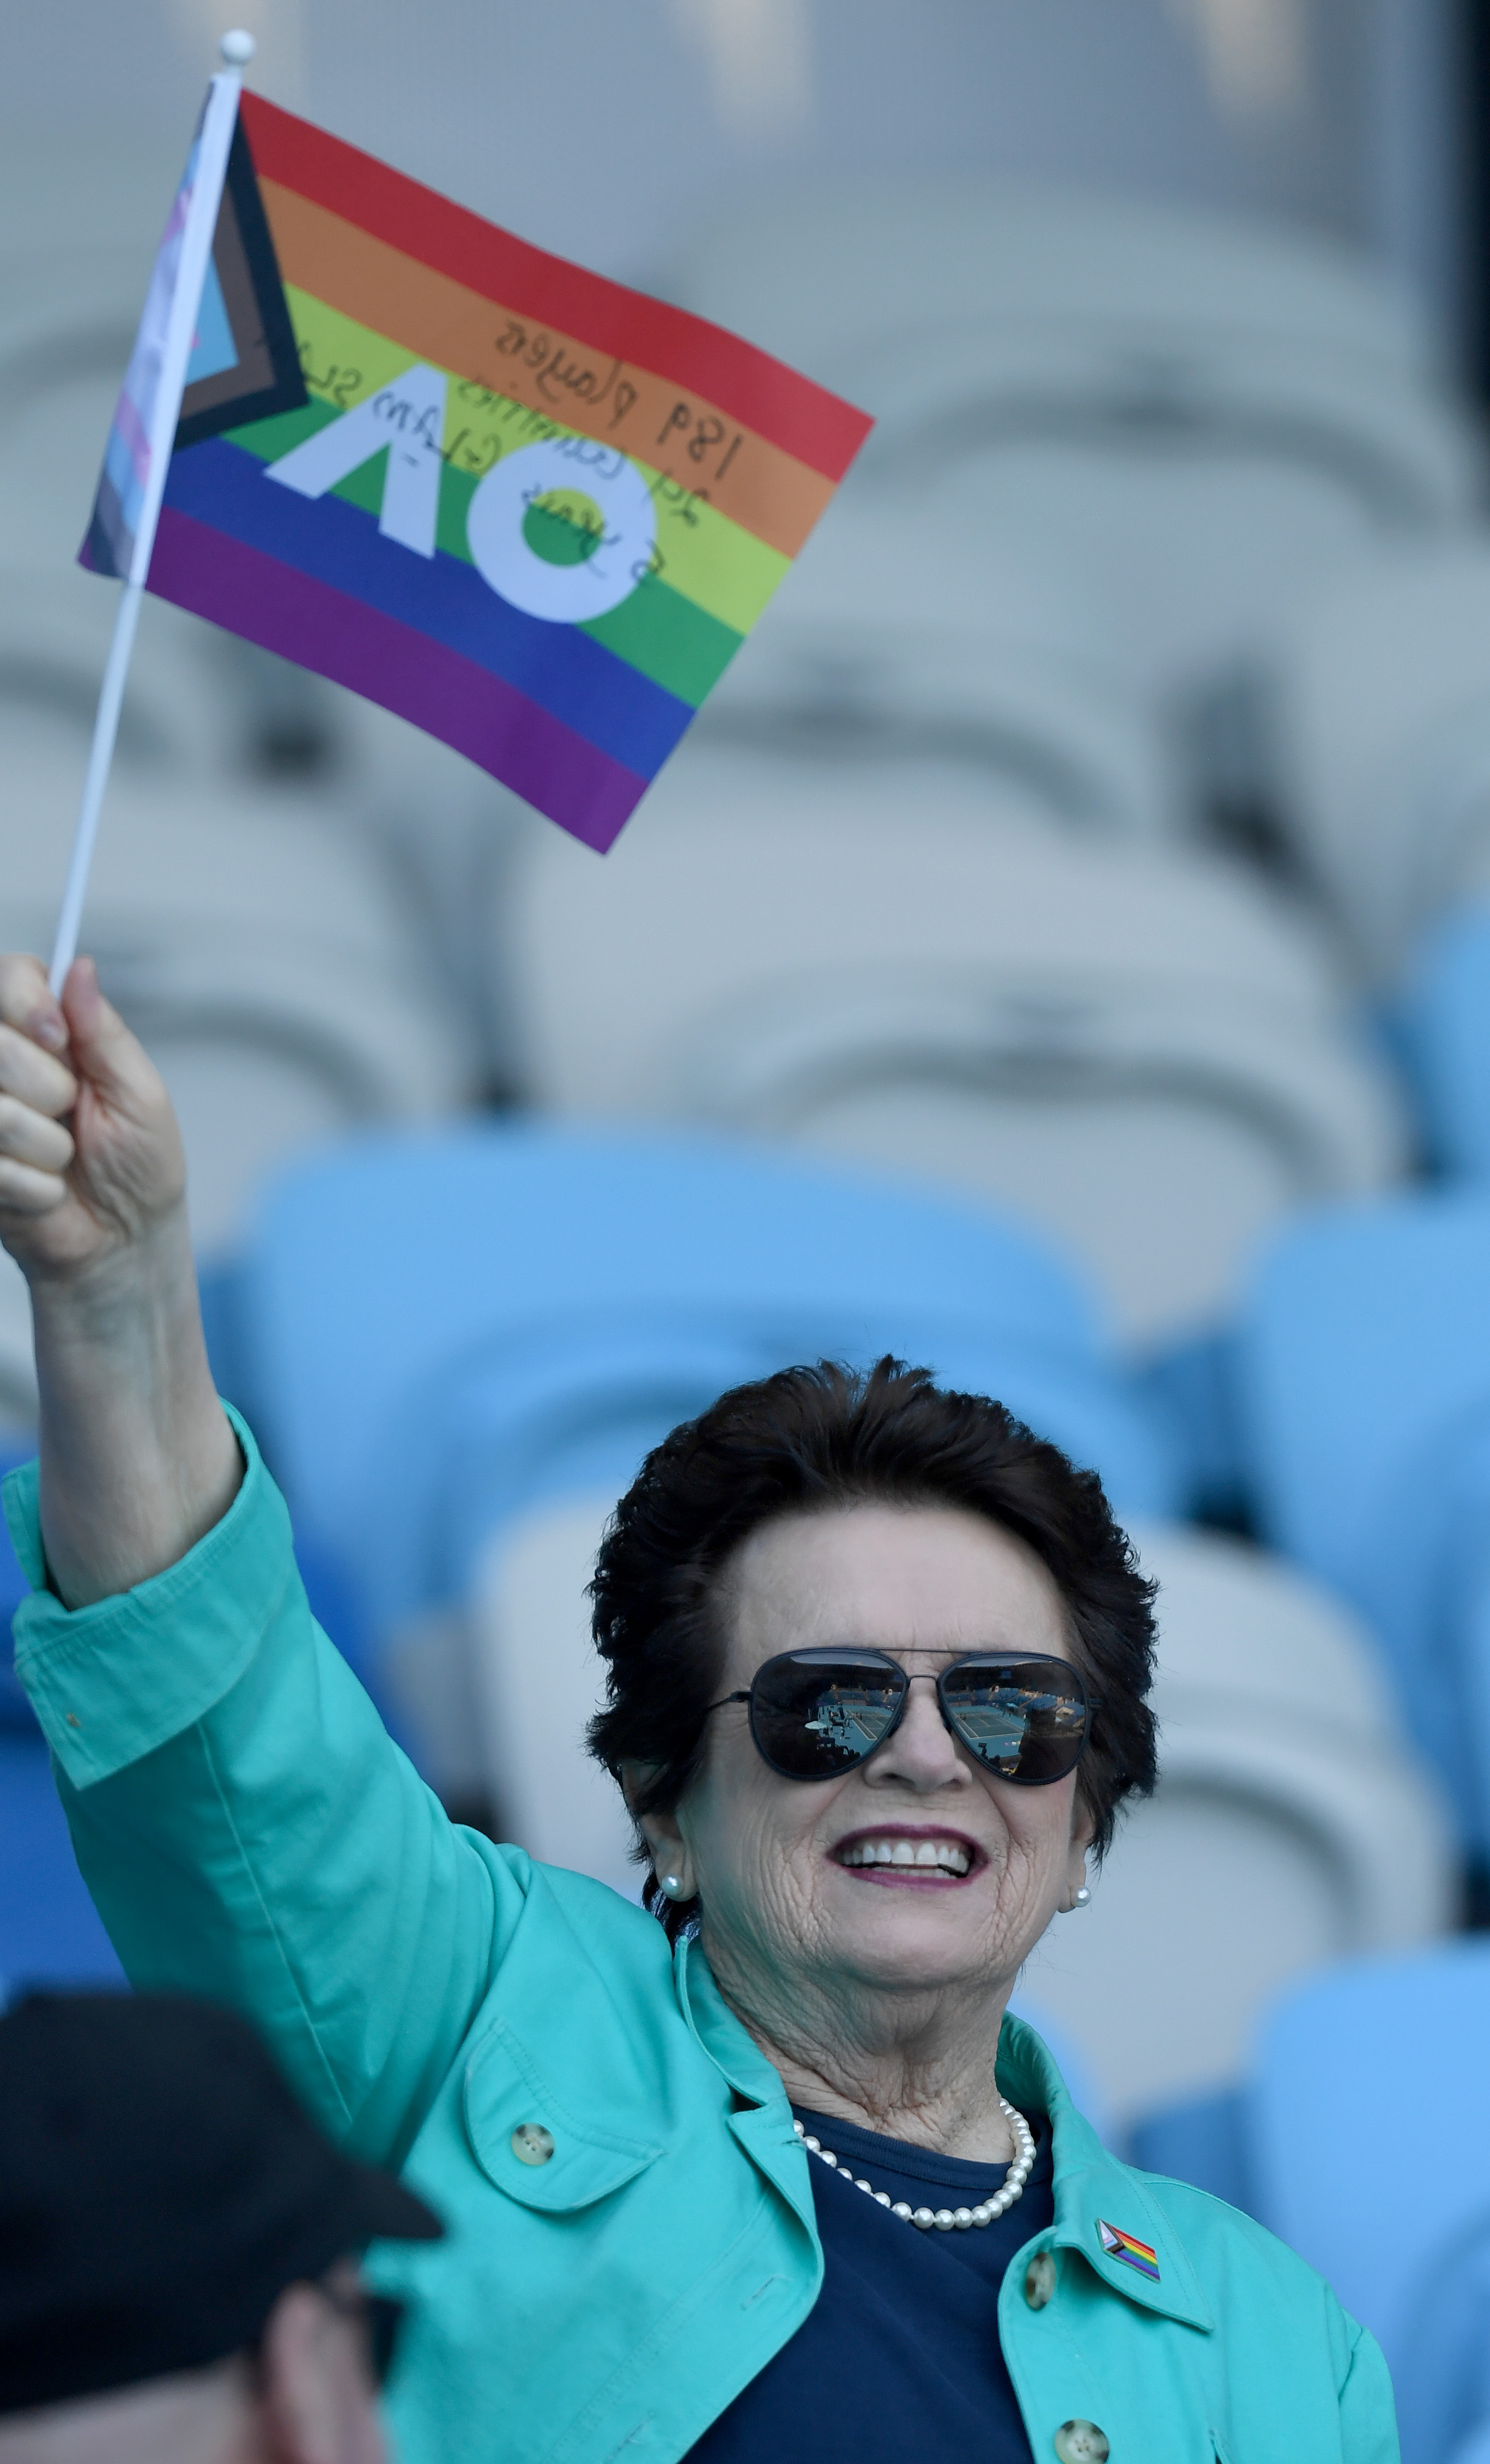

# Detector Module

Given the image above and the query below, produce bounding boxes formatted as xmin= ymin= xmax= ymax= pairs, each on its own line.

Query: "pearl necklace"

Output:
xmin=794 ymin=2097 xmax=1036 ymax=2232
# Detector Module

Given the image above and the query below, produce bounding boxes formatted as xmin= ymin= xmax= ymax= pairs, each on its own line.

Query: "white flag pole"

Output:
xmin=48 ymin=29 xmax=257 ymax=996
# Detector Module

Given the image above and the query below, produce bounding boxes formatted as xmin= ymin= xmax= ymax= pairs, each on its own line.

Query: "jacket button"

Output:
xmin=510 ymin=2123 xmax=555 ymax=2165
xmin=1053 ymin=2425 xmax=1109 ymax=2463
xmin=1024 ymin=2250 xmax=1057 ymax=2309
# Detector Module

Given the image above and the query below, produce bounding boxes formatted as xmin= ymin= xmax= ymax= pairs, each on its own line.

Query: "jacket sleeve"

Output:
xmin=1337 ymin=2318 xmax=1401 ymax=2464
xmin=5 ymin=1405 xmax=529 ymax=2172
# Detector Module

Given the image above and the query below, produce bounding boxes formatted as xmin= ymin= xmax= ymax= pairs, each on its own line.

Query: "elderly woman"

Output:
xmin=0 ymin=953 xmax=1394 ymax=2464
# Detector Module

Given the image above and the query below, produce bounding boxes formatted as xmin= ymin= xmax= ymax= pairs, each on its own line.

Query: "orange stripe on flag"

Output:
xmin=258 ymin=179 xmax=840 ymax=562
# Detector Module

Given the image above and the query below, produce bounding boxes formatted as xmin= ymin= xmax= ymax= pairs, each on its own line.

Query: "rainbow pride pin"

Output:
xmin=1098 ymin=2220 xmax=1160 ymax=2282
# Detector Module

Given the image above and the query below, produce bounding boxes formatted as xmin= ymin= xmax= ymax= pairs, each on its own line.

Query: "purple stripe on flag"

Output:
xmin=149 ymin=505 xmax=647 ymax=851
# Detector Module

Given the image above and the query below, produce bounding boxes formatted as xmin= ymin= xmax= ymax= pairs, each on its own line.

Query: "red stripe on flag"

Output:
xmin=238 ymin=94 xmax=871 ymax=485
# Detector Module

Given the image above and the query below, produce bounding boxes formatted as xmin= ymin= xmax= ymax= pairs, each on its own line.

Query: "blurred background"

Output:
xmin=6 ymin=5 xmax=1490 ymax=2449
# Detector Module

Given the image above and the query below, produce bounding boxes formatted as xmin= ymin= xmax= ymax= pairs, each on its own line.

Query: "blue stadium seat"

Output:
xmin=0 ymin=1436 xmax=124 ymax=1994
xmin=236 ymin=1122 xmax=1182 ymax=1636
xmin=1236 ymin=1189 xmax=1490 ymax=1845
xmin=1399 ymin=900 xmax=1490 ymax=1180
xmin=0 ymin=1422 xmax=393 ymax=1994
xmin=1246 ymin=1943 xmax=1490 ymax=2388
xmin=1392 ymin=2201 xmax=1490 ymax=2464
xmin=1126 ymin=2086 xmax=1255 ymax=2215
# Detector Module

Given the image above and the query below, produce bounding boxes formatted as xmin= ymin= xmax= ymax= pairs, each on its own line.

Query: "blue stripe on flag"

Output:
xmin=187 ymin=258 xmax=239 ymax=385
xmin=161 ymin=436 xmax=694 ymax=778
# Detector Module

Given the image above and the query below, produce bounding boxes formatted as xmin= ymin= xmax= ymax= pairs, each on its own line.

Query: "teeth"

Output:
xmin=840 ymin=1838 xmax=971 ymax=1876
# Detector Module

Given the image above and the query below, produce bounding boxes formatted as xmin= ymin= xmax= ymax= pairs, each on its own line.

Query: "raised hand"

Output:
xmin=0 ymin=953 xmax=185 ymax=1284
xmin=0 ymin=951 xmax=240 ymax=1608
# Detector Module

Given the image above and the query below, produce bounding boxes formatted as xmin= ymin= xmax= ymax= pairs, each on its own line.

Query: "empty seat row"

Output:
xmin=189 ymin=1125 xmax=1452 ymax=2142
xmin=498 ymin=752 xmax=1406 ymax=1345
xmin=670 ymin=178 xmax=1484 ymax=826
xmin=223 ymin=1122 xmax=1184 ymax=1645
xmin=0 ymin=753 xmax=476 ymax=1258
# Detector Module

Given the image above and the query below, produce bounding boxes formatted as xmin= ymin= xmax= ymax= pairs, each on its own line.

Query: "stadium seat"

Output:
xmin=700 ymin=549 xmax=1182 ymax=844
xmin=1017 ymin=1521 xmax=1451 ymax=2130
xmin=0 ymin=756 xmax=475 ymax=1254
xmin=1236 ymin=1188 xmax=1490 ymax=1846
xmin=1125 ymin=2085 xmax=1254 ymax=2214
xmin=0 ymin=1434 xmax=124 ymax=1991
xmin=235 ymin=1122 xmax=1182 ymax=1667
xmin=0 ymin=569 xmax=234 ymax=781
xmin=1398 ymin=898 xmax=1490 ymax=1177
xmin=673 ymin=178 xmax=1449 ymax=393
xmin=1246 ymin=1943 xmax=1490 ymax=2390
xmin=501 ymin=752 xmax=1405 ymax=1344
xmin=1392 ymin=2202 xmax=1490 ymax=2464
xmin=465 ymin=1490 xmax=633 ymax=1891
xmin=1264 ymin=541 xmax=1490 ymax=978
xmin=0 ymin=1404 xmax=394 ymax=1995
xmin=671 ymin=181 xmax=1480 ymax=769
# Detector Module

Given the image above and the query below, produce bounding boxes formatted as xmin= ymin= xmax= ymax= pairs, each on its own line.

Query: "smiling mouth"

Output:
xmin=834 ymin=1831 xmax=979 ymax=1884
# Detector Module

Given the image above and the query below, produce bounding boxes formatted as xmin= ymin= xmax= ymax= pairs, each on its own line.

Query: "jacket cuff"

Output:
xmin=3 ymin=1404 xmax=298 ymax=1789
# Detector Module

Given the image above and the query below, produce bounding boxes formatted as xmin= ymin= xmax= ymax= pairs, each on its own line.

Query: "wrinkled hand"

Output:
xmin=0 ymin=952 xmax=238 ymax=1604
xmin=0 ymin=952 xmax=186 ymax=1287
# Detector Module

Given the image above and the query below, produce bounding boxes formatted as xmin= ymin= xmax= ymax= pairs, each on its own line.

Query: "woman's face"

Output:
xmin=639 ymin=1503 xmax=1094 ymax=2041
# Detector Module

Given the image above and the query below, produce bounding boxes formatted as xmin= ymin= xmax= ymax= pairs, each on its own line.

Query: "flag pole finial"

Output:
xmin=220 ymin=28 xmax=256 ymax=65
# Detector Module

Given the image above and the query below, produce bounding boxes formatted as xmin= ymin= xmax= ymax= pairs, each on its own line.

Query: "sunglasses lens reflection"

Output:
xmin=939 ymin=1660 xmax=1088 ymax=1783
xmin=750 ymin=1653 xmax=904 ymax=1777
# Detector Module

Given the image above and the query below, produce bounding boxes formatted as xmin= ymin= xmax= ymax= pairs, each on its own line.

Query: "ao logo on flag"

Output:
xmin=265 ymin=363 xmax=656 ymax=623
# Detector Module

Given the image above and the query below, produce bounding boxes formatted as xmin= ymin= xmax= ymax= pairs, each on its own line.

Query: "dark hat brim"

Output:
xmin=336 ymin=2159 xmax=445 ymax=2250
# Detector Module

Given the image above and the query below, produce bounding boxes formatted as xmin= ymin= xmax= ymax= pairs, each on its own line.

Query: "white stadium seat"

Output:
xmin=1264 ymin=539 xmax=1490 ymax=977
xmin=1020 ymin=1523 xmax=1455 ymax=2124
xmin=671 ymin=182 xmax=1482 ymax=795
xmin=0 ymin=757 xmax=474 ymax=1253
xmin=0 ymin=569 xmax=240 ymax=782
xmin=468 ymin=1493 xmax=636 ymax=1899
xmin=501 ymin=748 xmax=1406 ymax=1342
xmin=702 ymin=597 xmax=1183 ymax=844
xmin=671 ymin=179 xmax=1447 ymax=391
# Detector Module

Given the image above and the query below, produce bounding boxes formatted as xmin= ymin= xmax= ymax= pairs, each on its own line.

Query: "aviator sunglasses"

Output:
xmin=707 ymin=1648 xmax=1094 ymax=1786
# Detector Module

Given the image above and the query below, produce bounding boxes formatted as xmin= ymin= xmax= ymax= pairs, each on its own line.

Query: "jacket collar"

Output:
xmin=674 ymin=1936 xmax=819 ymax=2240
xmin=676 ymin=1946 xmax=1211 ymax=2332
xmin=998 ymin=2013 xmax=1213 ymax=2333
xmin=674 ymin=1932 xmax=784 ymax=2104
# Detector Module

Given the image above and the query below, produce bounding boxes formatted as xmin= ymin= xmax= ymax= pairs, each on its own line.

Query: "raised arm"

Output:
xmin=0 ymin=953 xmax=240 ymax=1603
xmin=0 ymin=952 xmax=525 ymax=2165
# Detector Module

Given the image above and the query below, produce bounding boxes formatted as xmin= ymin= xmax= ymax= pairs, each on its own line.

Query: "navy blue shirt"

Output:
xmin=687 ymin=2107 xmax=1053 ymax=2463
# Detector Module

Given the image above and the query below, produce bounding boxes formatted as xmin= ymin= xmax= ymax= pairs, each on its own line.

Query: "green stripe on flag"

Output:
xmin=224 ymin=403 xmax=742 ymax=708
xmin=584 ymin=572 xmax=741 ymax=704
xmin=433 ymin=457 xmax=742 ymax=704
xmin=277 ymin=288 xmax=790 ymax=636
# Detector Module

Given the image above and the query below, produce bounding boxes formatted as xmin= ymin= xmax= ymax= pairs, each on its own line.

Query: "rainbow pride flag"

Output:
xmin=1097 ymin=2220 xmax=1160 ymax=2282
xmin=84 ymin=94 xmax=871 ymax=851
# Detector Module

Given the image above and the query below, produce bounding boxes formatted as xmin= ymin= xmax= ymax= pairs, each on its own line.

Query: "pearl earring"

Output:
xmin=1070 ymin=1884 xmax=1091 ymax=1911
xmin=661 ymin=1874 xmax=685 ymax=1898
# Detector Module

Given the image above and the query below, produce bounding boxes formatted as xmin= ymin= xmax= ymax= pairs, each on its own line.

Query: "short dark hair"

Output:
xmin=588 ymin=1357 xmax=1158 ymax=1938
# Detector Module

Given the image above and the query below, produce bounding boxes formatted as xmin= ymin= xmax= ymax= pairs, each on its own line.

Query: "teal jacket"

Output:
xmin=7 ymin=1412 xmax=1398 ymax=2464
